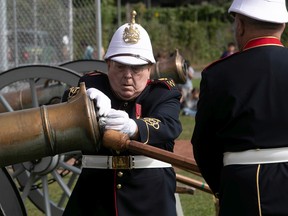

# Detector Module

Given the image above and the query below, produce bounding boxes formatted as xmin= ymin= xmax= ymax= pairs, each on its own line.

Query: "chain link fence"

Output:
xmin=0 ymin=0 xmax=101 ymax=72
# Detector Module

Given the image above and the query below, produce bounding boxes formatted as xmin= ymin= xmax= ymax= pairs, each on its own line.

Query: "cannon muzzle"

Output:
xmin=151 ymin=49 xmax=188 ymax=84
xmin=0 ymin=82 xmax=100 ymax=167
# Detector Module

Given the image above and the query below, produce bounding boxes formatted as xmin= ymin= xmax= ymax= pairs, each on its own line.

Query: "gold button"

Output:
xmin=117 ymin=184 xmax=122 ymax=189
xmin=117 ymin=172 xmax=123 ymax=177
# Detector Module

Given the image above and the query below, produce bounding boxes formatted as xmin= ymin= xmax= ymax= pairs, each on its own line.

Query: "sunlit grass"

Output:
xmin=176 ymin=77 xmax=217 ymax=216
xmin=177 ymin=115 xmax=216 ymax=216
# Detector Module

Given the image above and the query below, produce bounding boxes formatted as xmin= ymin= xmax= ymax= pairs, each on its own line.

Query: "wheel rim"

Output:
xmin=0 ymin=65 xmax=82 ymax=216
xmin=0 ymin=168 xmax=26 ymax=216
xmin=59 ymin=59 xmax=107 ymax=74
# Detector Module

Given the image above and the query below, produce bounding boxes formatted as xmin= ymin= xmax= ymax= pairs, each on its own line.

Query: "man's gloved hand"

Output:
xmin=100 ymin=109 xmax=137 ymax=138
xmin=86 ymin=88 xmax=111 ymax=116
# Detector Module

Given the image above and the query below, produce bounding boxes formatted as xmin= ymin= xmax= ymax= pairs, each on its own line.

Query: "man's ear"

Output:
xmin=106 ymin=60 xmax=111 ymax=70
xmin=238 ymin=17 xmax=245 ymax=36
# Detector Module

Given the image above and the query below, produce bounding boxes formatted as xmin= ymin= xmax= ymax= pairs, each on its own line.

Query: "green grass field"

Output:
xmin=174 ymin=78 xmax=217 ymax=216
xmin=177 ymin=115 xmax=216 ymax=216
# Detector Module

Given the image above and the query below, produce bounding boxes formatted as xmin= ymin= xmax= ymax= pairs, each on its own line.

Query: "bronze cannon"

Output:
xmin=1 ymin=82 xmax=200 ymax=171
xmin=0 ymin=53 xmax=208 ymax=216
xmin=151 ymin=49 xmax=188 ymax=84
xmin=0 ymin=83 xmax=100 ymax=167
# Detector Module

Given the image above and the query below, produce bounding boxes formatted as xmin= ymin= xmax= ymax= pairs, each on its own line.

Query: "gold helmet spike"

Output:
xmin=123 ymin=10 xmax=140 ymax=44
xmin=131 ymin=10 xmax=136 ymax=24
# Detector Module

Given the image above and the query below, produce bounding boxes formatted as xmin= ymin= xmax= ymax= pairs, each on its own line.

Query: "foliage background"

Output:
xmin=77 ymin=1 xmax=288 ymax=68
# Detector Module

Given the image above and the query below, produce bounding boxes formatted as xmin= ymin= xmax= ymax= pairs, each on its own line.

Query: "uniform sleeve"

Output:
xmin=191 ymin=71 xmax=224 ymax=195
xmin=135 ymin=79 xmax=182 ymax=152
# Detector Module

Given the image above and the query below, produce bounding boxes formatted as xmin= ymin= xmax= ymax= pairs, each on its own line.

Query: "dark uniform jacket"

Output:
xmin=63 ymin=72 xmax=182 ymax=216
xmin=192 ymin=37 xmax=288 ymax=216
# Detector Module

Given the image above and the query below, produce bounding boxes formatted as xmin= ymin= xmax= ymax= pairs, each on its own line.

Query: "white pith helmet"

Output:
xmin=104 ymin=10 xmax=156 ymax=65
xmin=228 ymin=0 xmax=288 ymax=23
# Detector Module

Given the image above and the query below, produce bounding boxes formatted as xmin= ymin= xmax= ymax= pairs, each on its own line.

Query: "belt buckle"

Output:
xmin=111 ymin=156 xmax=132 ymax=169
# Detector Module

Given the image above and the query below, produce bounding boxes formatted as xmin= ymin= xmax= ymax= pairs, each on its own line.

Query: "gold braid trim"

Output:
xmin=67 ymin=87 xmax=80 ymax=101
xmin=140 ymin=118 xmax=161 ymax=144
xmin=256 ymin=164 xmax=262 ymax=216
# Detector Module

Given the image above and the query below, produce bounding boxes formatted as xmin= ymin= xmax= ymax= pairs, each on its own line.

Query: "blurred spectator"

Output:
xmin=81 ymin=40 xmax=94 ymax=60
xmin=93 ymin=46 xmax=105 ymax=60
xmin=178 ymin=60 xmax=195 ymax=107
xmin=182 ymin=87 xmax=200 ymax=117
xmin=62 ymin=35 xmax=70 ymax=61
xmin=220 ymin=42 xmax=236 ymax=58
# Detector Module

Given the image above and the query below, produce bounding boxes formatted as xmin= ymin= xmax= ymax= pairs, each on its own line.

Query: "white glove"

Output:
xmin=101 ymin=109 xmax=137 ymax=138
xmin=86 ymin=88 xmax=111 ymax=116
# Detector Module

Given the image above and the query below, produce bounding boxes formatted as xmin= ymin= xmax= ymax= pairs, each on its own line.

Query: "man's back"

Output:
xmin=200 ymin=43 xmax=288 ymax=151
xmin=192 ymin=0 xmax=288 ymax=215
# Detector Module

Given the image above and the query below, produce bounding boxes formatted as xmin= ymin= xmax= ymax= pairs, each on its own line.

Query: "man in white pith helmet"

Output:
xmin=63 ymin=11 xmax=182 ymax=216
xmin=192 ymin=0 xmax=288 ymax=215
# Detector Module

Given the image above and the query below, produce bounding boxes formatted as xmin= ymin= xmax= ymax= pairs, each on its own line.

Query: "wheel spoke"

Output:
xmin=11 ymin=165 xmax=26 ymax=178
xmin=42 ymin=176 xmax=52 ymax=216
xmin=58 ymin=172 xmax=79 ymax=207
xmin=21 ymin=173 xmax=36 ymax=200
xmin=0 ymin=94 xmax=14 ymax=112
xmin=59 ymin=160 xmax=81 ymax=175
xmin=28 ymin=78 xmax=39 ymax=107
xmin=52 ymin=170 xmax=71 ymax=197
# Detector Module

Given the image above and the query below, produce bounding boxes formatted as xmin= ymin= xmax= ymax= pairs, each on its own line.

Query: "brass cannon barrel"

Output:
xmin=0 ymin=83 xmax=66 ymax=112
xmin=0 ymin=82 xmax=100 ymax=167
xmin=151 ymin=49 xmax=188 ymax=84
xmin=0 ymin=87 xmax=200 ymax=173
xmin=0 ymin=80 xmax=199 ymax=176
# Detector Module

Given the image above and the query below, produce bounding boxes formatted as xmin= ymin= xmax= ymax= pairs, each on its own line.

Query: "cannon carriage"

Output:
xmin=0 ymin=51 xmax=212 ymax=216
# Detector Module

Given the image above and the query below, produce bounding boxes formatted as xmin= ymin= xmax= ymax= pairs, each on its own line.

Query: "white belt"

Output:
xmin=82 ymin=155 xmax=172 ymax=169
xmin=223 ymin=147 xmax=288 ymax=166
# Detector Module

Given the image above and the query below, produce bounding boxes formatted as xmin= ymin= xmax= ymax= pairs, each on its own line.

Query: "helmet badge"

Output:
xmin=123 ymin=10 xmax=140 ymax=44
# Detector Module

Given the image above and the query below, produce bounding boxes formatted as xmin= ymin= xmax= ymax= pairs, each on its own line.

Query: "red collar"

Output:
xmin=243 ymin=37 xmax=283 ymax=51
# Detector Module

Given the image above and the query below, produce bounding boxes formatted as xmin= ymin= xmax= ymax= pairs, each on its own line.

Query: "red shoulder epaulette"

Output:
xmin=147 ymin=78 xmax=176 ymax=90
xmin=85 ymin=70 xmax=104 ymax=76
xmin=204 ymin=51 xmax=240 ymax=71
